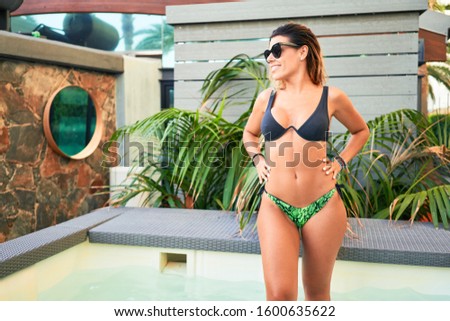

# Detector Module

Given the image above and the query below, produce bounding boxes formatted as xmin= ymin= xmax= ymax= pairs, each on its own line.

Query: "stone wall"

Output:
xmin=0 ymin=59 xmax=116 ymax=242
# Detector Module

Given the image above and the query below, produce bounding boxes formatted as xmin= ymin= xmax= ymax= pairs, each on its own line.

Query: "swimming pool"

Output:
xmin=1 ymin=241 xmax=449 ymax=301
xmin=1 ymin=207 xmax=449 ymax=301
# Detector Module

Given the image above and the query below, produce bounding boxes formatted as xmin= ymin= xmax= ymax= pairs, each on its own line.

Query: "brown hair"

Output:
xmin=270 ymin=22 xmax=326 ymax=85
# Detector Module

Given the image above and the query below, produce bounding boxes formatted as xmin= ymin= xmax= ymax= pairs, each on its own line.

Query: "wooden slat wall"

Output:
xmin=419 ymin=29 xmax=447 ymax=62
xmin=167 ymin=0 xmax=427 ymax=24
xmin=175 ymin=33 xmax=418 ymax=61
xmin=172 ymin=13 xmax=421 ymax=42
xmin=167 ymin=0 xmax=427 ymax=126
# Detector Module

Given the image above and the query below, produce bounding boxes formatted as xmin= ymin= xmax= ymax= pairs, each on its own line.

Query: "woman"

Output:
xmin=243 ymin=22 xmax=370 ymax=301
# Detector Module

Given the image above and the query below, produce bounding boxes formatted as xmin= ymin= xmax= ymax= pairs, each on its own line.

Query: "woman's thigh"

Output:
xmin=300 ymin=192 xmax=347 ymax=300
xmin=257 ymin=194 xmax=301 ymax=300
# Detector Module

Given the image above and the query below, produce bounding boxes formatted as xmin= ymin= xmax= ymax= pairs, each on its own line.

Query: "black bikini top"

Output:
xmin=261 ymin=86 xmax=329 ymax=142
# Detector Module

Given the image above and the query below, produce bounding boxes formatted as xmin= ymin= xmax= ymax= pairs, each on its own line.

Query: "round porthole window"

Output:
xmin=43 ymin=86 xmax=103 ymax=159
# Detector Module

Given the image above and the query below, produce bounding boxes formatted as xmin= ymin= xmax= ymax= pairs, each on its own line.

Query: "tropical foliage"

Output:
xmin=121 ymin=14 xmax=134 ymax=51
xmin=109 ymin=106 xmax=245 ymax=209
xmin=108 ymin=53 xmax=450 ymax=229
xmin=120 ymin=15 xmax=174 ymax=52
xmin=134 ymin=21 xmax=174 ymax=52
xmin=108 ymin=55 xmax=268 ymax=225
xmin=329 ymin=109 xmax=450 ymax=228
xmin=428 ymin=0 xmax=450 ymax=12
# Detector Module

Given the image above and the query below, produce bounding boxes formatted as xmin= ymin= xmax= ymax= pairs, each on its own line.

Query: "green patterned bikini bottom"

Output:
xmin=264 ymin=187 xmax=336 ymax=229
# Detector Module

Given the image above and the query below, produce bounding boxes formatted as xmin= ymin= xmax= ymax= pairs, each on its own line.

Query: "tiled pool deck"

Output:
xmin=1 ymin=207 xmax=449 ymax=278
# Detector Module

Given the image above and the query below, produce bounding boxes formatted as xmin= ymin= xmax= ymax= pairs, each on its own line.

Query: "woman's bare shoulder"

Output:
xmin=327 ymin=86 xmax=353 ymax=111
xmin=327 ymin=86 xmax=348 ymax=102
xmin=253 ymin=88 xmax=275 ymax=112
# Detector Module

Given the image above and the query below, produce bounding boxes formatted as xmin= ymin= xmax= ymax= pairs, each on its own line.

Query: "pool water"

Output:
xmin=38 ymin=266 xmax=266 ymax=301
xmin=2 ymin=242 xmax=449 ymax=301
xmin=36 ymin=265 xmax=450 ymax=301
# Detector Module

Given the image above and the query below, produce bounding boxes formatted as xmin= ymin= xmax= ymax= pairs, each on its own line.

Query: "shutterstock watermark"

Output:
xmin=101 ymin=132 xmax=347 ymax=169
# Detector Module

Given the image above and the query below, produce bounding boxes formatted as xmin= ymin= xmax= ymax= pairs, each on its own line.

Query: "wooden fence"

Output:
xmin=167 ymin=0 xmax=427 ymax=131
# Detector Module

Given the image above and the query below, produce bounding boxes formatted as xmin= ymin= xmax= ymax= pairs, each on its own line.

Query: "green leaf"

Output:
xmin=433 ymin=188 xmax=450 ymax=229
xmin=435 ymin=187 xmax=449 ymax=229
xmin=391 ymin=194 xmax=415 ymax=221
xmin=410 ymin=191 xmax=427 ymax=222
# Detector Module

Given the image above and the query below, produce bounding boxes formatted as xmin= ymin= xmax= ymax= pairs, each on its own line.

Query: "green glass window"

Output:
xmin=44 ymin=86 xmax=102 ymax=159
xmin=49 ymin=86 xmax=96 ymax=156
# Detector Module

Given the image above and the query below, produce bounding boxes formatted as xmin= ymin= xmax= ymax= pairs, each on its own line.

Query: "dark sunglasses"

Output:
xmin=264 ymin=42 xmax=301 ymax=61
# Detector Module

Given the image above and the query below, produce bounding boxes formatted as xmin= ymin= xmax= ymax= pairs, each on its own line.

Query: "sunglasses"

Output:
xmin=264 ymin=42 xmax=302 ymax=62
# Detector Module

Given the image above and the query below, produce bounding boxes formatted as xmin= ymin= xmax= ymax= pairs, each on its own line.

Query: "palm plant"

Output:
xmin=109 ymin=105 xmax=246 ymax=209
xmin=201 ymin=54 xmax=270 ymax=115
xmin=121 ymin=14 xmax=134 ymax=51
xmin=327 ymin=109 xmax=450 ymax=228
xmin=428 ymin=0 xmax=450 ymax=12
xmin=134 ymin=21 xmax=174 ymax=52
xmin=108 ymin=54 xmax=269 ymax=226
